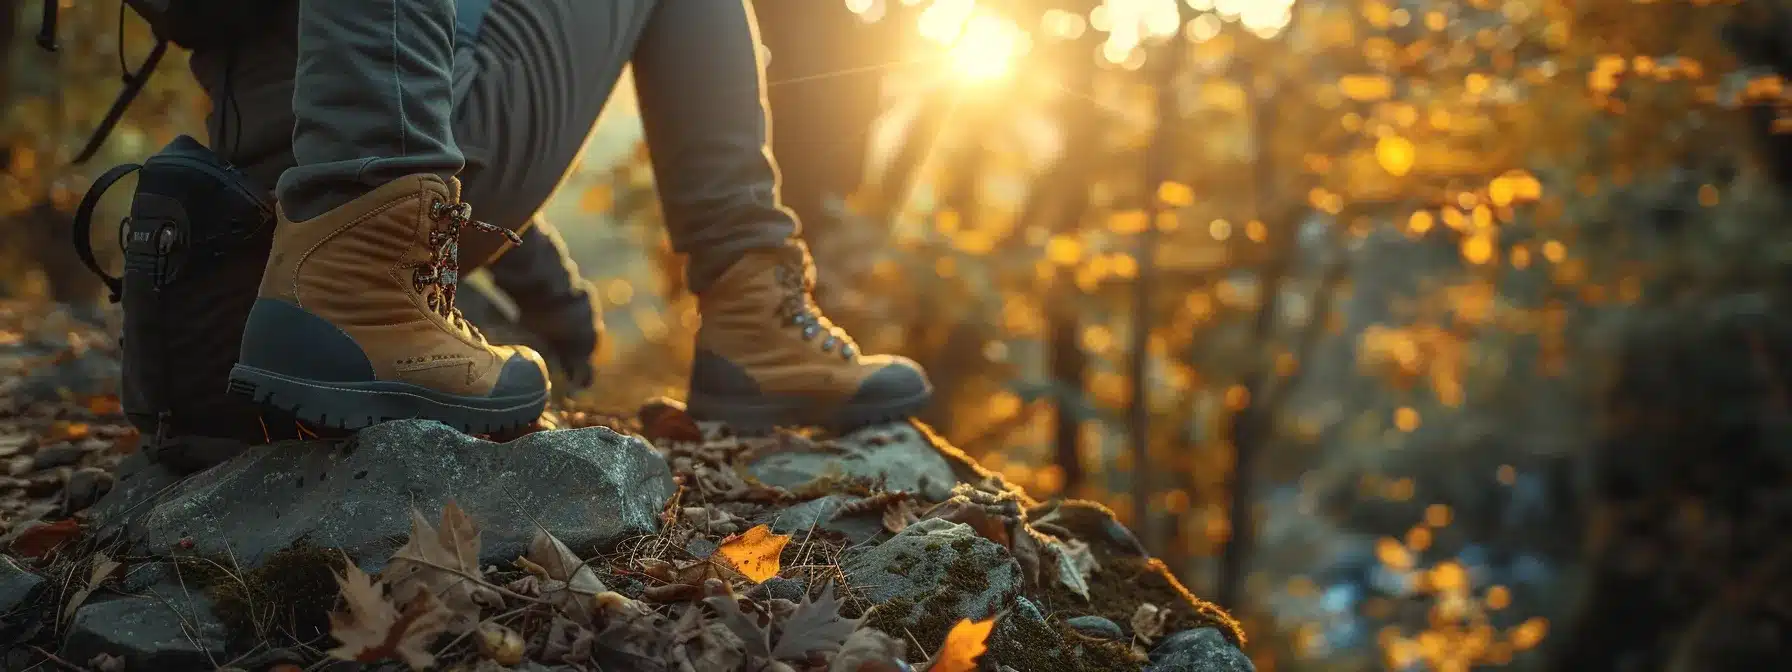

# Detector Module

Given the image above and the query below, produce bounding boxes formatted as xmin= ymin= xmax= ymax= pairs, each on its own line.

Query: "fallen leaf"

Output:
xmin=639 ymin=397 xmax=703 ymax=443
xmin=327 ymin=562 xmax=455 ymax=670
xmin=3 ymin=518 xmax=81 ymax=558
xmin=1048 ymin=541 xmax=1092 ymax=601
xmin=771 ymin=581 xmax=861 ymax=659
xmin=88 ymin=653 xmax=124 ymax=672
xmin=385 ymin=501 xmax=501 ymax=633
xmin=477 ymin=622 xmax=525 ymax=665
xmin=541 ymin=615 xmax=596 ymax=664
xmin=882 ymin=498 xmax=919 ymax=534
xmin=924 ymin=497 xmax=1011 ymax=548
xmin=1131 ymin=603 xmax=1168 ymax=642
xmin=61 ymin=552 xmax=122 ymax=625
xmin=702 ymin=591 xmax=773 ymax=659
xmin=1060 ymin=538 xmax=1100 ymax=578
xmin=828 ymin=628 xmax=909 ymax=672
xmin=925 ymin=617 xmax=997 ymax=672
xmin=524 ymin=529 xmax=608 ymax=624
xmin=714 ymin=524 xmax=790 ymax=583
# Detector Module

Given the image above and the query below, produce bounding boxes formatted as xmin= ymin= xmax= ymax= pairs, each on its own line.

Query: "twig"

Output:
xmin=25 ymin=646 xmax=87 ymax=672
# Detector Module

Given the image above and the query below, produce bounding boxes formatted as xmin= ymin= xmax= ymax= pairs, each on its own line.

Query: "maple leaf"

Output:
xmin=771 ymin=581 xmax=861 ymax=660
xmin=923 ymin=617 xmax=997 ymax=672
xmin=326 ymin=562 xmax=454 ymax=670
xmin=714 ymin=524 xmax=790 ymax=583
xmin=385 ymin=501 xmax=500 ymax=633
xmin=701 ymin=591 xmax=773 ymax=659
xmin=522 ymin=529 xmax=609 ymax=624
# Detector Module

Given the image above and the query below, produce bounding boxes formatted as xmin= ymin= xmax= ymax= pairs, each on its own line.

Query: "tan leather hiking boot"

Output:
xmin=688 ymin=246 xmax=932 ymax=431
xmin=227 ymin=173 xmax=550 ymax=433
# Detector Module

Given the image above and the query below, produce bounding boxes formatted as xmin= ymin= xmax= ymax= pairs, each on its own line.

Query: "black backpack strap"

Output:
xmin=73 ymin=162 xmax=142 ymax=303
xmin=73 ymin=38 xmax=170 ymax=165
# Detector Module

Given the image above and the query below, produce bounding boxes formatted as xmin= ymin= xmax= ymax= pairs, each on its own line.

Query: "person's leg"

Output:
xmin=190 ymin=0 xmax=639 ymax=391
xmin=631 ymin=0 xmax=931 ymax=431
xmin=227 ymin=0 xmax=550 ymax=433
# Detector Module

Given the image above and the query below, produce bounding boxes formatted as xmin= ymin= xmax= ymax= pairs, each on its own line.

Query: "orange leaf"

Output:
xmin=714 ymin=524 xmax=789 ymax=583
xmin=927 ymin=617 xmax=997 ymax=672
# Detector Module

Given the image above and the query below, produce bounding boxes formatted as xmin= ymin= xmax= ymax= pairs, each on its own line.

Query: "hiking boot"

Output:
xmin=227 ymin=173 xmax=550 ymax=433
xmin=688 ymin=246 xmax=931 ymax=431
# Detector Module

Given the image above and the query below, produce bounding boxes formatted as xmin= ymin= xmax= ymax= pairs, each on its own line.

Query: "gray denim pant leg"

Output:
xmin=276 ymin=0 xmax=464 ymax=222
xmin=633 ymin=0 xmax=805 ymax=293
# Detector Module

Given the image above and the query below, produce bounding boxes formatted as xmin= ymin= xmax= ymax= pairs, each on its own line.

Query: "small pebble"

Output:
xmin=5 ymin=456 xmax=33 ymax=477
xmin=1065 ymin=615 xmax=1126 ymax=640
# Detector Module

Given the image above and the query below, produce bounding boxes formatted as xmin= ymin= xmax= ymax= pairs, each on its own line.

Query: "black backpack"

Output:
xmin=73 ymin=135 xmax=301 ymax=472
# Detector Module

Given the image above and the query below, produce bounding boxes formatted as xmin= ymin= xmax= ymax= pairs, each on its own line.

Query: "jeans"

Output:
xmin=190 ymin=0 xmax=803 ymax=293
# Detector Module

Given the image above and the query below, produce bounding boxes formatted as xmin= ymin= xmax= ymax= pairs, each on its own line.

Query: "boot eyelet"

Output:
xmin=802 ymin=324 xmax=820 ymax=339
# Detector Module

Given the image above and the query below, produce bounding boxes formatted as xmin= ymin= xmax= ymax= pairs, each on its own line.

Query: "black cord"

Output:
xmin=118 ymin=0 xmax=129 ymax=79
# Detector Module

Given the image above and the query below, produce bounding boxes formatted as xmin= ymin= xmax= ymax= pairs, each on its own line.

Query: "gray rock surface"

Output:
xmin=0 ymin=556 xmax=48 ymax=641
xmin=1147 ymin=627 xmax=1256 ymax=672
xmin=746 ymin=424 xmax=956 ymax=497
xmin=843 ymin=518 xmax=1020 ymax=626
xmin=109 ymin=420 xmax=675 ymax=572
xmin=1065 ymin=615 xmax=1125 ymax=640
xmin=761 ymin=494 xmax=888 ymax=543
xmin=61 ymin=590 xmax=228 ymax=670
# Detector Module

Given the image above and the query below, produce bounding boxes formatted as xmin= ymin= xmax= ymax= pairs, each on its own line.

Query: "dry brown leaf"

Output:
xmin=828 ymin=628 xmax=909 ymax=672
xmin=1131 ymin=603 xmax=1168 ymax=643
xmin=1047 ymin=540 xmax=1092 ymax=601
xmin=476 ymin=622 xmax=524 ymax=665
xmin=385 ymin=501 xmax=500 ymax=633
xmin=1060 ymin=538 xmax=1100 ymax=577
xmin=701 ymin=591 xmax=773 ymax=659
xmin=924 ymin=617 xmax=997 ymax=672
xmin=525 ymin=529 xmax=608 ymax=624
xmin=924 ymin=497 xmax=1011 ymax=548
xmin=327 ymin=563 xmax=454 ymax=670
xmin=771 ymin=581 xmax=860 ymax=659
xmin=541 ymin=615 xmax=595 ymax=664
xmin=881 ymin=498 xmax=919 ymax=533
xmin=60 ymin=552 xmax=121 ymax=625
xmin=714 ymin=524 xmax=790 ymax=583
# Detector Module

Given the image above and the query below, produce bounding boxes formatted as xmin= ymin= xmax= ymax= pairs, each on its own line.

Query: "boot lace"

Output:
xmin=773 ymin=261 xmax=857 ymax=360
xmin=414 ymin=199 xmax=522 ymax=340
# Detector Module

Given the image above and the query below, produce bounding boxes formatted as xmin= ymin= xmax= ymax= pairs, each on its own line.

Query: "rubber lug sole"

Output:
xmin=686 ymin=386 xmax=932 ymax=434
xmin=227 ymin=364 xmax=547 ymax=434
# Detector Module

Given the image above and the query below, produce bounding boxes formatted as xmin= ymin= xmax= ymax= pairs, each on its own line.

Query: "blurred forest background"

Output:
xmin=4 ymin=0 xmax=1792 ymax=670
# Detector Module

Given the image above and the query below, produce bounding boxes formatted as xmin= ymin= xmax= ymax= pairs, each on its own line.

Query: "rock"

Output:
xmin=761 ymin=494 xmax=888 ymax=544
xmin=1065 ymin=615 xmax=1125 ymax=640
xmin=113 ymin=420 xmax=675 ymax=573
xmin=1147 ymin=628 xmax=1255 ymax=672
xmin=744 ymin=576 xmax=809 ymax=603
xmin=0 ymin=556 xmax=48 ymax=641
xmin=846 ymin=518 xmax=1021 ymax=638
xmin=746 ymin=422 xmax=957 ymax=496
xmin=61 ymin=591 xmax=228 ymax=670
xmin=88 ymin=452 xmax=192 ymax=540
